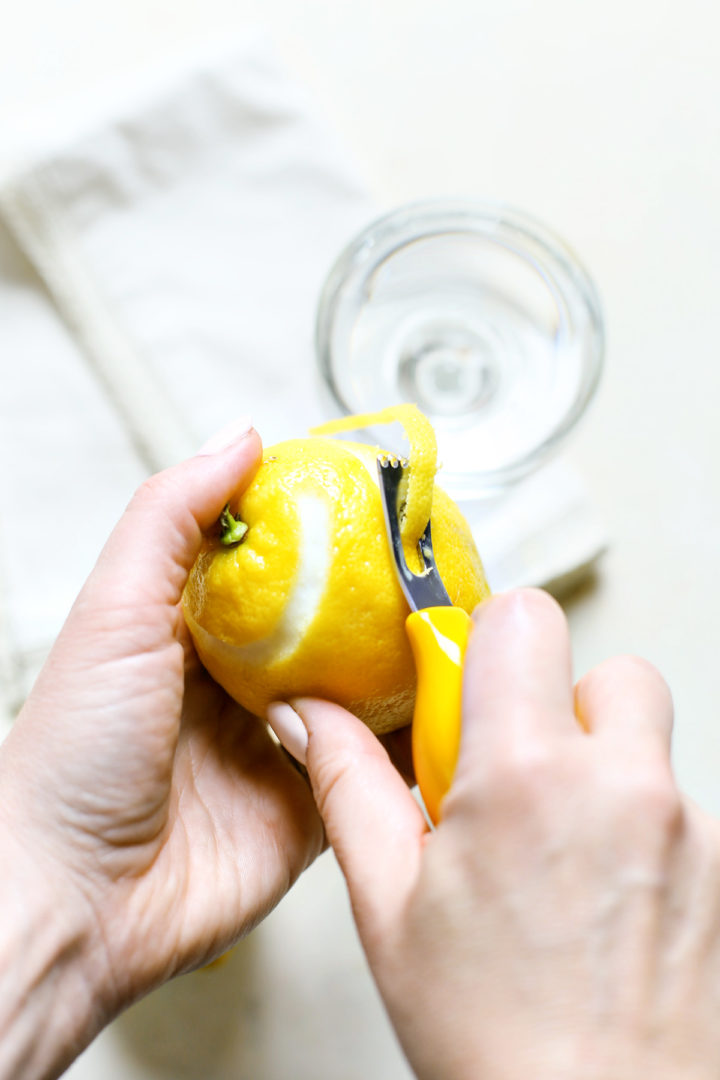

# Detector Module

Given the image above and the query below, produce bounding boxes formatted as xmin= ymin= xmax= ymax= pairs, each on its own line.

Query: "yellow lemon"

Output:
xmin=183 ymin=407 xmax=490 ymax=733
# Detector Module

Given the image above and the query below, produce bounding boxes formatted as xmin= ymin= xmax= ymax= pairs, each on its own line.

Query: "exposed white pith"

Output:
xmin=191 ymin=492 xmax=332 ymax=667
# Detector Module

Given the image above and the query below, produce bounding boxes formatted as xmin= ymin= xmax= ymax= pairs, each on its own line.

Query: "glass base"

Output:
xmin=397 ymin=320 xmax=501 ymax=417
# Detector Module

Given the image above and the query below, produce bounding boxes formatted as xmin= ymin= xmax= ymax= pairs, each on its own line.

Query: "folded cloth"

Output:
xmin=0 ymin=33 xmax=606 ymax=729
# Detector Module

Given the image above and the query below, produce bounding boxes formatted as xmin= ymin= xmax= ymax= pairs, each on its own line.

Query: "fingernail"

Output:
xmin=267 ymin=701 xmax=308 ymax=765
xmin=197 ymin=416 xmax=253 ymax=455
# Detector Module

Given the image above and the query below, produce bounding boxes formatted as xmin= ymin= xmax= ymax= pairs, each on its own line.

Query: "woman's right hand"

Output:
xmin=287 ymin=589 xmax=720 ymax=1080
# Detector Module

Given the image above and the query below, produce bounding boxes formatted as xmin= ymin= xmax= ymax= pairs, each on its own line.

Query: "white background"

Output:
xmin=2 ymin=2 xmax=719 ymax=1077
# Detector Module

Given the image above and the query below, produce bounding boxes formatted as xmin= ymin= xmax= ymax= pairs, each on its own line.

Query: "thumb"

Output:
xmin=12 ymin=418 xmax=262 ymax=781
xmin=82 ymin=418 xmax=262 ymax=610
xmin=284 ymin=699 xmax=428 ymax=938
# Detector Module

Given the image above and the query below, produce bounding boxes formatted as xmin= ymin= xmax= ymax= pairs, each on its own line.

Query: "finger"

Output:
xmin=459 ymin=589 xmax=576 ymax=764
xmin=284 ymin=699 xmax=428 ymax=936
xmin=83 ymin=418 xmax=262 ymax=609
xmin=574 ymin=654 xmax=674 ymax=752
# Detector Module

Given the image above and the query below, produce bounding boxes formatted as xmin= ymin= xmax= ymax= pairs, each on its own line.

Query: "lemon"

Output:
xmin=183 ymin=407 xmax=490 ymax=733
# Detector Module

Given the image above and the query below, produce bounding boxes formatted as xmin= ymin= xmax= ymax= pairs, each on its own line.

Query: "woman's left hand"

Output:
xmin=0 ymin=420 xmax=323 ymax=1079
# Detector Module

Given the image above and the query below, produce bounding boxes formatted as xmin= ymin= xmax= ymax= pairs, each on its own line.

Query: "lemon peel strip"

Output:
xmin=310 ymin=404 xmax=437 ymax=556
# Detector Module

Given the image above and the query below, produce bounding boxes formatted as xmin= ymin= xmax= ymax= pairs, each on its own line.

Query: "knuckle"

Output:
xmin=132 ymin=469 xmax=176 ymax=508
xmin=579 ymin=653 xmax=673 ymax=701
xmin=308 ymin=751 xmax=355 ymax=823
xmin=639 ymin=772 xmax=682 ymax=829
xmin=596 ymin=653 xmax=674 ymax=712
xmin=482 ymin=739 xmax=558 ymax=802
xmin=125 ymin=470 xmax=191 ymax=545
xmin=616 ymin=654 xmax=673 ymax=700
xmin=614 ymin=760 xmax=682 ymax=833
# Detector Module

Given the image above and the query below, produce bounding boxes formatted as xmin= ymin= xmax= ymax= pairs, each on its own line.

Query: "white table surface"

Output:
xmin=2 ymin=2 xmax=720 ymax=1078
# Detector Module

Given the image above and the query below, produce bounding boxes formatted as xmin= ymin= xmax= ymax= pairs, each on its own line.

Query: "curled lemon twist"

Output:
xmin=311 ymin=403 xmax=437 ymax=570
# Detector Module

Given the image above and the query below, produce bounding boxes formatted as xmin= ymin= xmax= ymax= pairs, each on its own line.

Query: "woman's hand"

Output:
xmin=0 ymin=420 xmax=323 ymax=1080
xmin=294 ymin=589 xmax=720 ymax=1080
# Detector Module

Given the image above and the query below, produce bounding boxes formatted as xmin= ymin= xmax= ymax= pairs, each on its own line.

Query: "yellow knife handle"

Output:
xmin=405 ymin=606 xmax=473 ymax=825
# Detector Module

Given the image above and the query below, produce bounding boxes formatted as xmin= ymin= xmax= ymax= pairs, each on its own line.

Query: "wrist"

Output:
xmin=0 ymin=826 xmax=115 ymax=1080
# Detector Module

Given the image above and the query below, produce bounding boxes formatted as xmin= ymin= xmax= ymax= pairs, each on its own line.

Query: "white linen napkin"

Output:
xmin=0 ymin=33 xmax=606 ymax=730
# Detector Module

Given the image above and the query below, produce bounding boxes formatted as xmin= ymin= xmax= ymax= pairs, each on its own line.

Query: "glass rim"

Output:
xmin=315 ymin=198 xmax=605 ymax=494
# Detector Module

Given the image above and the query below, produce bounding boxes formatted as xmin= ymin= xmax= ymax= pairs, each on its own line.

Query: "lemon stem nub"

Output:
xmin=219 ymin=506 xmax=248 ymax=546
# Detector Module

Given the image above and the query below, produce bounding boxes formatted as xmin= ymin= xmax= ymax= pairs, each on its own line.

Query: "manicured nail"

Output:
xmin=197 ymin=416 xmax=253 ymax=455
xmin=267 ymin=701 xmax=308 ymax=765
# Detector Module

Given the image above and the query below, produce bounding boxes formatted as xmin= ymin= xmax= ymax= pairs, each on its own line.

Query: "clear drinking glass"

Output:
xmin=315 ymin=200 xmax=604 ymax=498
